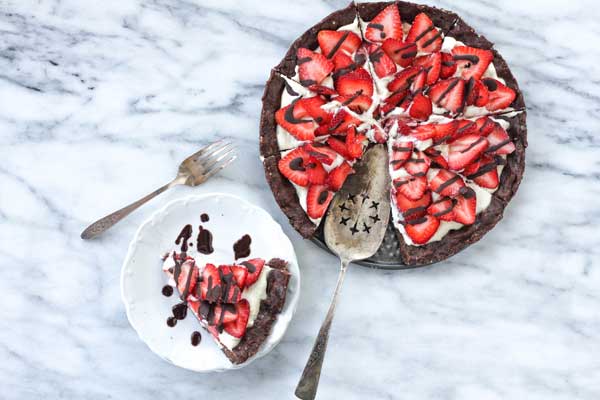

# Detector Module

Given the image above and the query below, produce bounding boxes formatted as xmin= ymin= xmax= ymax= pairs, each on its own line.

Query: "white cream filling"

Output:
xmin=161 ymin=255 xmax=273 ymax=351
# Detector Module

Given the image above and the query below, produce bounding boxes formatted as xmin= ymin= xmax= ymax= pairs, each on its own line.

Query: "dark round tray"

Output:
xmin=310 ymin=214 xmax=430 ymax=270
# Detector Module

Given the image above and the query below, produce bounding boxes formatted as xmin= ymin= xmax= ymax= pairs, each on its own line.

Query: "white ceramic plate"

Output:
xmin=121 ymin=193 xmax=300 ymax=372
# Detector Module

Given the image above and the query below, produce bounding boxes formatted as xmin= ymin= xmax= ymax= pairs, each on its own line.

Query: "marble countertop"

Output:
xmin=2 ymin=0 xmax=599 ymax=398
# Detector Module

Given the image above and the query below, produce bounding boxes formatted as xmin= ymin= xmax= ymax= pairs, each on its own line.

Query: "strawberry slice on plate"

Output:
xmin=474 ymin=116 xmax=496 ymax=136
xmin=223 ymin=299 xmax=250 ymax=338
xmin=408 ymin=92 xmax=432 ymax=120
xmin=427 ymin=197 xmax=455 ymax=221
xmin=380 ymin=89 xmax=408 ymax=115
xmin=429 ymin=169 xmax=466 ymax=197
xmin=382 ymin=38 xmax=417 ymax=67
xmin=275 ymin=100 xmax=316 ymax=141
xmin=406 ymin=13 xmax=443 ymax=53
xmin=176 ymin=259 xmax=198 ymax=297
xmin=278 ymin=147 xmax=312 ymax=187
xmin=451 ymin=46 xmax=493 ymax=80
xmin=465 ymin=78 xmax=489 ymax=107
xmin=395 ymin=190 xmax=432 ymax=222
xmin=464 ymin=154 xmax=499 ymax=189
xmin=239 ymin=258 xmax=264 ymax=287
xmin=306 ymin=156 xmax=328 ymax=185
xmin=482 ymin=78 xmax=516 ymax=111
xmin=210 ymin=304 xmax=238 ymax=326
xmin=428 ymin=77 xmax=466 ymax=114
xmin=318 ymin=30 xmax=362 ymax=59
xmin=404 ymin=150 xmax=431 ymax=176
xmin=452 ymin=187 xmax=477 ymax=225
xmin=302 ymin=142 xmax=339 ymax=165
xmin=326 ymin=137 xmax=351 ymax=159
xmin=486 ymin=123 xmax=516 ymax=155
xmin=440 ymin=52 xmax=457 ymax=78
xmin=299 ymin=96 xmax=332 ymax=125
xmin=413 ymin=52 xmax=441 ymax=85
xmin=229 ymin=265 xmax=248 ymax=288
xmin=307 ymin=84 xmax=337 ymax=97
xmin=317 ymin=109 xmax=361 ymax=136
xmin=424 ymin=147 xmax=449 ymax=169
xmin=404 ymin=214 xmax=440 ymax=245
xmin=387 ymin=66 xmax=423 ymax=94
xmin=394 ymin=175 xmax=427 ymax=200
xmin=368 ymin=44 xmax=397 ymax=78
xmin=332 ymin=52 xmax=356 ymax=73
xmin=345 ymin=126 xmax=366 ymax=160
xmin=365 ymin=4 xmax=403 ymax=42
xmin=390 ymin=140 xmax=414 ymax=170
xmin=326 ymin=161 xmax=354 ymax=191
xmin=337 ymin=93 xmax=373 ymax=114
xmin=297 ymin=47 xmax=334 ymax=86
xmin=200 ymin=263 xmax=221 ymax=303
xmin=447 ymin=133 xmax=489 ymax=171
xmin=306 ymin=184 xmax=334 ymax=219
xmin=335 ymin=67 xmax=374 ymax=97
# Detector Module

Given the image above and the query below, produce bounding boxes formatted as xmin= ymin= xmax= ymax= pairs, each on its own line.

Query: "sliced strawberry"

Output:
xmin=427 ymin=197 xmax=455 ymax=221
xmin=216 ymin=267 xmax=242 ymax=303
xmin=326 ymin=162 xmax=354 ymax=191
xmin=317 ymin=109 xmax=361 ymax=136
xmin=440 ymin=52 xmax=457 ymax=78
xmin=239 ymin=258 xmax=264 ymax=287
xmin=302 ymin=142 xmax=337 ymax=165
xmin=382 ymin=38 xmax=417 ymax=67
xmin=306 ymin=157 xmax=328 ymax=184
xmin=432 ymin=120 xmax=460 ymax=143
xmin=395 ymin=190 xmax=432 ymax=222
xmin=413 ymin=52 xmax=441 ymax=85
xmin=450 ymin=119 xmax=478 ymax=142
xmin=390 ymin=140 xmax=413 ymax=170
xmin=307 ymin=84 xmax=337 ymax=97
xmin=451 ymin=46 xmax=493 ymax=80
xmin=278 ymin=147 xmax=311 ymax=186
xmin=447 ymin=134 xmax=489 ymax=170
xmin=368 ymin=44 xmax=397 ymax=78
xmin=465 ymin=78 xmax=489 ymax=107
xmin=452 ymin=187 xmax=477 ymax=225
xmin=486 ymin=123 xmax=516 ymax=155
xmin=387 ymin=66 xmax=423 ymax=93
xmin=404 ymin=214 xmax=440 ymax=244
xmin=275 ymin=101 xmax=315 ymax=141
xmin=326 ymin=137 xmax=350 ymax=158
xmin=406 ymin=13 xmax=442 ymax=53
xmin=371 ymin=124 xmax=388 ymax=143
xmin=332 ymin=52 xmax=356 ymax=73
xmin=210 ymin=303 xmax=238 ymax=326
xmin=409 ymin=124 xmax=436 ymax=141
xmin=223 ymin=299 xmax=250 ymax=338
xmin=474 ymin=116 xmax=495 ymax=136
xmin=297 ymin=48 xmax=334 ymax=86
xmin=318 ymin=30 xmax=362 ymax=59
xmin=394 ymin=175 xmax=427 ymax=200
xmin=424 ymin=147 xmax=449 ymax=169
xmin=380 ymin=90 xmax=408 ymax=115
xmin=230 ymin=265 xmax=248 ymax=288
xmin=404 ymin=150 xmax=431 ymax=176
xmin=428 ymin=77 xmax=466 ymax=114
xmin=176 ymin=259 xmax=198 ymax=297
xmin=482 ymin=78 xmax=516 ymax=111
xmin=337 ymin=93 xmax=373 ymax=113
xmin=299 ymin=96 xmax=332 ymax=125
xmin=464 ymin=154 xmax=499 ymax=189
xmin=335 ymin=67 xmax=374 ymax=97
xmin=345 ymin=126 xmax=366 ymax=160
xmin=429 ymin=169 xmax=465 ymax=197
xmin=365 ymin=4 xmax=403 ymax=42
xmin=307 ymin=184 xmax=334 ymax=219
xmin=200 ymin=263 xmax=221 ymax=303
xmin=411 ymin=68 xmax=427 ymax=94
xmin=409 ymin=92 xmax=432 ymax=120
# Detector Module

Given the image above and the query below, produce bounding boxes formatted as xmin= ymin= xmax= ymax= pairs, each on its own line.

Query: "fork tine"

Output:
xmin=202 ymin=154 xmax=237 ymax=180
xmin=201 ymin=147 xmax=236 ymax=171
xmin=185 ymin=139 xmax=228 ymax=162
xmin=195 ymin=142 xmax=234 ymax=164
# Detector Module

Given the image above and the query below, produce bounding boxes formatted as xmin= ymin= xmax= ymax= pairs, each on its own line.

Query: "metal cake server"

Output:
xmin=295 ymin=145 xmax=391 ymax=400
xmin=81 ymin=140 xmax=236 ymax=240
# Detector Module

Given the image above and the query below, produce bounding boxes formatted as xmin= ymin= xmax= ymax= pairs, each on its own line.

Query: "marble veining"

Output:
xmin=1 ymin=0 xmax=599 ymax=399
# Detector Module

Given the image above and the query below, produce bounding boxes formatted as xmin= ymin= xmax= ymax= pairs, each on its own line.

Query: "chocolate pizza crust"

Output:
xmin=259 ymin=69 xmax=286 ymax=158
xmin=221 ymin=259 xmax=290 ymax=364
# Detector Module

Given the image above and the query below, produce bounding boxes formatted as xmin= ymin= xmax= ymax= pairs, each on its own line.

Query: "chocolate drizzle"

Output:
xmin=233 ymin=234 xmax=252 ymax=260
xmin=434 ymin=174 xmax=461 ymax=194
xmin=175 ymin=224 xmax=193 ymax=253
xmin=172 ymin=302 xmax=188 ymax=320
xmin=284 ymin=99 xmax=312 ymax=124
xmin=166 ymin=316 xmax=177 ymax=327
xmin=453 ymin=54 xmax=479 ymax=64
xmin=289 ymin=157 xmax=305 ymax=171
xmin=162 ymin=285 xmax=173 ymax=297
xmin=191 ymin=331 xmax=202 ymax=346
xmin=200 ymin=213 xmax=209 ymax=223
xmin=240 ymin=261 xmax=256 ymax=273
xmin=283 ymin=80 xmax=299 ymax=96
xmin=196 ymin=225 xmax=214 ymax=255
xmin=482 ymin=78 xmax=498 ymax=91
xmin=326 ymin=31 xmax=350 ymax=59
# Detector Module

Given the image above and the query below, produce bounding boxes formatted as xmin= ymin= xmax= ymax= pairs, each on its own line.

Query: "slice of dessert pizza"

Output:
xmin=162 ymin=252 xmax=290 ymax=364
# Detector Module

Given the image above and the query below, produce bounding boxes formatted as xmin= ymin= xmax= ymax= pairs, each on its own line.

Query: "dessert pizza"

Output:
xmin=260 ymin=1 xmax=526 ymax=266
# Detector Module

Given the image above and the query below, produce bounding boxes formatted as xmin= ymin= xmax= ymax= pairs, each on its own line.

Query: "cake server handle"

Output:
xmin=295 ymin=258 xmax=350 ymax=400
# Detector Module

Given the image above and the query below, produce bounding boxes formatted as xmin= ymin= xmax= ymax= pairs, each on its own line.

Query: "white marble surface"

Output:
xmin=1 ymin=0 xmax=599 ymax=398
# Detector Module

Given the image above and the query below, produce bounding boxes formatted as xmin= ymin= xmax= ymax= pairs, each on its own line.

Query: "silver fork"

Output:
xmin=80 ymin=140 xmax=237 ymax=239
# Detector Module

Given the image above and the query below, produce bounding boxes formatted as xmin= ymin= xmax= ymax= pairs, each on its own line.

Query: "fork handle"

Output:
xmin=80 ymin=179 xmax=179 ymax=240
xmin=295 ymin=259 xmax=350 ymax=400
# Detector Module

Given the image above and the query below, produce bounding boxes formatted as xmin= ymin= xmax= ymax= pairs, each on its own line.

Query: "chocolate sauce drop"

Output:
xmin=200 ymin=213 xmax=209 ymax=223
xmin=161 ymin=285 xmax=173 ymax=297
xmin=191 ymin=331 xmax=202 ymax=346
xmin=172 ymin=302 xmax=188 ymax=320
xmin=175 ymin=224 xmax=193 ymax=253
xmin=196 ymin=225 xmax=214 ymax=255
xmin=166 ymin=316 xmax=177 ymax=327
xmin=233 ymin=234 xmax=252 ymax=260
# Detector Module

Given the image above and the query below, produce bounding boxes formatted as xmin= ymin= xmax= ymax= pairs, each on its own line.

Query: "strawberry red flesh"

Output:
xmin=447 ymin=133 xmax=489 ymax=171
xmin=440 ymin=52 xmax=457 ymax=78
xmin=427 ymin=197 xmax=455 ymax=221
xmin=176 ymin=259 xmax=198 ymax=298
xmin=464 ymin=154 xmax=499 ymax=189
xmin=429 ymin=169 xmax=466 ymax=197
xmin=307 ymin=184 xmax=334 ymax=219
xmin=200 ymin=263 xmax=222 ymax=303
xmin=326 ymin=162 xmax=354 ymax=191
xmin=485 ymin=123 xmax=516 ymax=155
xmin=409 ymin=92 xmax=433 ymax=120
xmin=335 ymin=67 xmax=374 ymax=97
xmin=405 ymin=214 xmax=440 ymax=244
xmin=278 ymin=147 xmax=312 ymax=187
xmin=318 ymin=30 xmax=362 ymax=59
xmin=404 ymin=150 xmax=431 ymax=176
xmin=482 ymin=78 xmax=516 ymax=111
xmin=239 ymin=258 xmax=264 ymax=288
xmin=394 ymin=175 xmax=427 ymax=200
xmin=428 ymin=77 xmax=466 ymax=114
xmin=368 ymin=43 xmax=397 ymax=78
xmin=230 ymin=265 xmax=248 ymax=288
xmin=395 ymin=190 xmax=432 ymax=222
xmin=365 ymin=4 xmax=403 ymax=42
xmin=406 ymin=13 xmax=442 ymax=53
xmin=382 ymin=38 xmax=417 ymax=67
xmin=413 ymin=52 xmax=441 ymax=85
xmin=451 ymin=46 xmax=493 ymax=80
xmin=452 ymin=187 xmax=477 ymax=225
xmin=223 ymin=299 xmax=250 ymax=338
xmin=390 ymin=140 xmax=413 ymax=170
xmin=297 ymin=48 xmax=334 ymax=86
